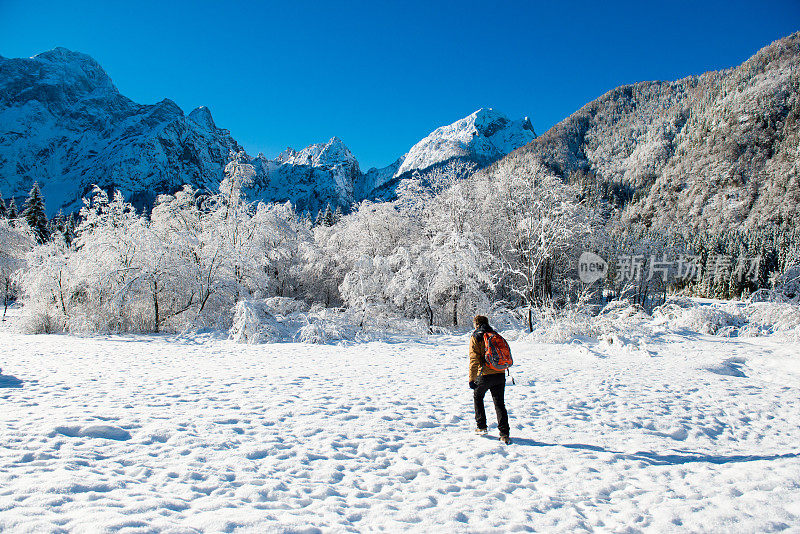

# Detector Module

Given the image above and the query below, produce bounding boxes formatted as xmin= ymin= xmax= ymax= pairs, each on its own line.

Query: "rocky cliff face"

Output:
xmin=484 ymin=32 xmax=800 ymax=231
xmin=247 ymin=137 xmax=363 ymax=213
xmin=0 ymin=48 xmax=242 ymax=214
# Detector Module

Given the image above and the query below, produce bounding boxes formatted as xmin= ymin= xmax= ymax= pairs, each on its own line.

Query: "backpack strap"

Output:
xmin=476 ymin=331 xmax=488 ymax=378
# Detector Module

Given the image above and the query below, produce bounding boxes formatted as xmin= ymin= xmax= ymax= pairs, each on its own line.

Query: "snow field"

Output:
xmin=1 ymin=322 xmax=800 ymax=532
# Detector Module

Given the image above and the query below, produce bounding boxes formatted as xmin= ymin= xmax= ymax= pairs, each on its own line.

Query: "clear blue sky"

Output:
xmin=1 ymin=0 xmax=798 ymax=169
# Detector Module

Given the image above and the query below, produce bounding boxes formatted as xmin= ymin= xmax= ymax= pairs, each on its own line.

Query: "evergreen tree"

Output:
xmin=22 ymin=182 xmax=49 ymax=243
xmin=7 ymin=198 xmax=18 ymax=220
xmin=49 ymin=209 xmax=66 ymax=237
xmin=333 ymin=205 xmax=343 ymax=224
xmin=322 ymin=204 xmax=335 ymax=227
xmin=64 ymin=212 xmax=77 ymax=245
xmin=0 ymin=192 xmax=6 ymax=218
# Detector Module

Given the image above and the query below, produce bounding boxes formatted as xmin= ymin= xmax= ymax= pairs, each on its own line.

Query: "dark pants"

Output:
xmin=473 ymin=373 xmax=509 ymax=436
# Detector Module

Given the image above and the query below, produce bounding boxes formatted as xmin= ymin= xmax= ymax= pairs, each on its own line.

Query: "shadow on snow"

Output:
xmin=0 ymin=373 xmax=24 ymax=388
xmin=508 ymin=438 xmax=800 ymax=466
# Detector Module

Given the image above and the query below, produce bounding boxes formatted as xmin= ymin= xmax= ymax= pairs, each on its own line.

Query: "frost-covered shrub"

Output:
xmin=738 ymin=302 xmax=800 ymax=340
xmin=522 ymin=300 xmax=647 ymax=344
xmin=652 ymin=297 xmax=695 ymax=319
xmin=229 ymin=300 xmax=285 ymax=344
xmin=671 ymin=305 xmax=742 ymax=335
xmin=598 ymin=299 xmax=646 ymax=321
xmin=652 ymin=298 xmax=800 ymax=339
xmin=593 ymin=300 xmax=655 ymax=340
xmin=748 ymin=289 xmax=792 ymax=303
xmin=295 ymin=319 xmax=344 ymax=344
xmin=485 ymin=304 xmax=526 ymax=340
xmin=338 ymin=303 xmax=427 ymax=337
xmin=524 ymin=306 xmax=598 ymax=343
xmin=487 ymin=303 xmax=525 ymax=331
xmin=229 ymin=301 xmax=335 ymax=344
xmin=772 ymin=265 xmax=800 ymax=302
xmin=229 ymin=302 xmax=401 ymax=345
xmin=17 ymin=302 xmax=65 ymax=334
xmin=262 ymin=297 xmax=309 ymax=316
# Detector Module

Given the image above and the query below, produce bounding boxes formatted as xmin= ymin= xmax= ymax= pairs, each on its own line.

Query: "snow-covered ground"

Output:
xmin=2 ymin=308 xmax=800 ymax=532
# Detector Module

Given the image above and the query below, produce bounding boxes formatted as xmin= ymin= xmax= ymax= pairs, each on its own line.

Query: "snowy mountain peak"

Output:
xmin=34 ymin=46 xmax=99 ymax=64
xmin=0 ymin=48 xmax=532 ymax=215
xmin=316 ymin=136 xmax=358 ymax=168
xmin=28 ymin=47 xmax=119 ymax=95
xmin=278 ymin=137 xmax=358 ymax=170
xmin=0 ymin=48 xmax=241 ymax=215
xmin=395 ymin=108 xmax=536 ymax=177
xmin=471 ymin=107 xmax=511 ymax=135
xmin=188 ymin=106 xmax=216 ymax=130
xmin=275 ymin=147 xmax=298 ymax=163
xmin=154 ymin=98 xmax=182 ymax=113
xmin=246 ymin=136 xmax=362 ymax=213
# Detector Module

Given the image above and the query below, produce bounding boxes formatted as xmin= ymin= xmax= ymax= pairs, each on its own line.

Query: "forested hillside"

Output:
xmin=486 ymin=31 xmax=800 ymax=231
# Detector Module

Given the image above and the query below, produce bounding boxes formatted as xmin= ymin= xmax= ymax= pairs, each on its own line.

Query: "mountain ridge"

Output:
xmin=0 ymin=48 xmax=534 ymax=215
xmin=3 ymin=34 xmax=798 ymax=229
xmin=0 ymin=47 xmax=243 ymax=214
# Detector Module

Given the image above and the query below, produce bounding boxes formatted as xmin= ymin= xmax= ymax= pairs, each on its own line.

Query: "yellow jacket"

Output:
xmin=468 ymin=330 xmax=505 ymax=382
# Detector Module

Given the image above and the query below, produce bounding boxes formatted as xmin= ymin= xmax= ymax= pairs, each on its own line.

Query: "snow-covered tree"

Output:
xmin=22 ymin=183 xmax=48 ymax=243
xmin=426 ymin=230 xmax=492 ymax=327
xmin=496 ymin=162 xmax=596 ymax=330
xmin=321 ymin=204 xmax=335 ymax=227
xmin=250 ymin=201 xmax=311 ymax=298
xmin=15 ymin=235 xmax=73 ymax=332
xmin=7 ymin=198 xmax=18 ymax=220
xmin=71 ymin=187 xmax=150 ymax=331
xmin=0 ymin=219 xmax=34 ymax=319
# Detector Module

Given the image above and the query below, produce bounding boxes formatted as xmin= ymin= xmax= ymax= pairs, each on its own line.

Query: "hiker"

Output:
xmin=468 ymin=315 xmax=511 ymax=444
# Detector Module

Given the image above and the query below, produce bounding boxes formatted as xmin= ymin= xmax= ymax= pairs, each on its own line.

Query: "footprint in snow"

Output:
xmin=705 ymin=358 xmax=747 ymax=378
xmin=54 ymin=425 xmax=132 ymax=441
xmin=649 ymin=426 xmax=689 ymax=441
xmin=415 ymin=421 xmax=437 ymax=428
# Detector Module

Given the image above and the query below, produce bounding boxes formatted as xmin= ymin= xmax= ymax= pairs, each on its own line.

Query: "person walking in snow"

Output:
xmin=468 ymin=315 xmax=511 ymax=444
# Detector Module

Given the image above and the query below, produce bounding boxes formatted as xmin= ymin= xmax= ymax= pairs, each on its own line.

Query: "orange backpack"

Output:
xmin=483 ymin=332 xmax=513 ymax=372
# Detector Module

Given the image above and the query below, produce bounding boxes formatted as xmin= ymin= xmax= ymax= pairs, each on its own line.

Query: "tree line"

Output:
xmin=1 ymin=151 xmax=798 ymax=334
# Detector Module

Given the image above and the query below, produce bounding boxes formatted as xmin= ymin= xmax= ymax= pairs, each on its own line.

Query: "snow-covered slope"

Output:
xmin=0 ymin=48 xmax=242 ymax=215
xmin=396 ymin=108 xmax=536 ymax=177
xmin=358 ymin=156 xmax=404 ymax=200
xmin=1 ymin=306 xmax=799 ymax=531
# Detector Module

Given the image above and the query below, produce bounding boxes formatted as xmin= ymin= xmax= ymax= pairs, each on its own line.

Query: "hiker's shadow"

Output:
xmin=0 ymin=372 xmax=24 ymax=388
xmin=512 ymin=438 xmax=800 ymax=466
